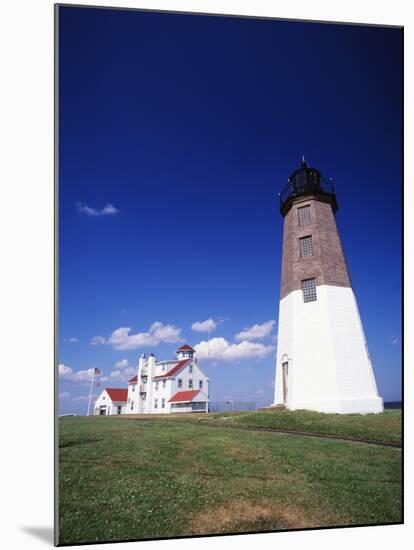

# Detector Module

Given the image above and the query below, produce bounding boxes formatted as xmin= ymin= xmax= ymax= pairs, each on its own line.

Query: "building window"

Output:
xmin=199 ymin=380 xmax=203 ymax=389
xmin=162 ymin=398 xmax=165 ymax=408
xmin=130 ymin=400 xmax=134 ymax=410
xmin=178 ymin=378 xmax=182 ymax=388
xmin=298 ymin=205 xmax=311 ymax=226
xmin=301 ymin=278 xmax=317 ymax=303
xmin=189 ymin=365 xmax=193 ymax=373
xmin=132 ymin=385 xmax=135 ymax=392
xmin=155 ymin=381 xmax=159 ymax=391
xmin=154 ymin=399 xmax=158 ymax=409
xmin=163 ymin=380 xmax=166 ymax=389
xmin=299 ymin=235 xmax=313 ymax=258
xmin=189 ymin=379 xmax=193 ymax=389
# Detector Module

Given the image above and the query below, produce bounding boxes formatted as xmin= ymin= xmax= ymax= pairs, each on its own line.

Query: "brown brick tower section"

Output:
xmin=279 ymin=161 xmax=351 ymax=300
xmin=280 ymin=195 xmax=351 ymax=300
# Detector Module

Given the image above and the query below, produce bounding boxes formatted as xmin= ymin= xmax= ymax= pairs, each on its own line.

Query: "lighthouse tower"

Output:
xmin=272 ymin=159 xmax=383 ymax=414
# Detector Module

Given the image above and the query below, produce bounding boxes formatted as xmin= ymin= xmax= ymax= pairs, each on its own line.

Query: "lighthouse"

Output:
xmin=272 ymin=159 xmax=383 ymax=414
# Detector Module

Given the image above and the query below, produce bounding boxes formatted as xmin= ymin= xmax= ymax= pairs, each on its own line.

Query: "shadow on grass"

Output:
xmin=59 ymin=438 xmax=104 ymax=448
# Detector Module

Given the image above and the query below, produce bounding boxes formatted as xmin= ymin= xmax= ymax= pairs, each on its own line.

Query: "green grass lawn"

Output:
xmin=195 ymin=409 xmax=402 ymax=445
xmin=58 ymin=413 xmax=402 ymax=545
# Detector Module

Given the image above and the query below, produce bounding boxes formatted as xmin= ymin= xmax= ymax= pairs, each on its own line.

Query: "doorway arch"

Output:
xmin=281 ymin=354 xmax=290 ymax=405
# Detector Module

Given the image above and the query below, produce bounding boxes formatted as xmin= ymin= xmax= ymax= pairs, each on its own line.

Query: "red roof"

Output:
xmin=153 ymin=359 xmax=190 ymax=380
xmin=168 ymin=389 xmax=201 ymax=403
xmin=128 ymin=375 xmax=138 ymax=383
xmin=105 ymin=388 xmax=128 ymax=402
xmin=176 ymin=344 xmax=194 ymax=352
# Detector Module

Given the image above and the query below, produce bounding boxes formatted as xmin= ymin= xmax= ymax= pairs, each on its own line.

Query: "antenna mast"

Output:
xmin=207 ymin=329 xmax=211 ymax=413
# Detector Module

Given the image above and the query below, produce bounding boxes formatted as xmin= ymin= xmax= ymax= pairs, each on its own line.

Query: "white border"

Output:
xmin=0 ymin=1 xmax=411 ymax=549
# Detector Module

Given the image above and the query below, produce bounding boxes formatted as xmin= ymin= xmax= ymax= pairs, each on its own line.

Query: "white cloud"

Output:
xmin=71 ymin=369 xmax=96 ymax=382
xmin=58 ymin=363 xmax=73 ymax=378
xmin=59 ymin=392 xmax=70 ymax=400
xmin=191 ymin=318 xmax=217 ymax=333
xmin=100 ymin=204 xmax=119 ymax=215
xmin=235 ymin=320 xmax=276 ymax=341
xmin=91 ymin=336 xmax=107 ymax=346
xmin=63 ymin=337 xmax=78 ymax=343
xmin=101 ymin=366 xmax=136 ymax=383
xmin=76 ymin=202 xmax=120 ymax=216
xmin=115 ymin=359 xmax=129 ymax=369
xmin=92 ymin=322 xmax=182 ymax=351
xmin=58 ymin=363 xmax=96 ymax=383
xmin=71 ymin=395 xmax=90 ymax=403
xmin=194 ymin=337 xmax=274 ymax=362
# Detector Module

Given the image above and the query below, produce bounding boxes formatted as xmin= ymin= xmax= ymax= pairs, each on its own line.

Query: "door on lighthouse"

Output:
xmin=282 ymin=362 xmax=289 ymax=404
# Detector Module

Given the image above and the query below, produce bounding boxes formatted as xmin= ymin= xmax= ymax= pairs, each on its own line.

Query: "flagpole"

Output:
xmin=87 ymin=370 xmax=95 ymax=417
xmin=207 ymin=329 xmax=211 ymax=413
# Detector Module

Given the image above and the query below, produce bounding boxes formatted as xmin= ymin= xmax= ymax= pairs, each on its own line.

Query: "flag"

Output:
xmin=94 ymin=368 xmax=102 ymax=375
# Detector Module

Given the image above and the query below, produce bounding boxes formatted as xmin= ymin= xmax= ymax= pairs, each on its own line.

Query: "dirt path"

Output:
xmin=199 ymin=423 xmax=402 ymax=448
xmin=130 ymin=418 xmax=401 ymax=448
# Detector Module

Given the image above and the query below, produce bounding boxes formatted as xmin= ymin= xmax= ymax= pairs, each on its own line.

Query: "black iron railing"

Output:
xmin=279 ymin=176 xmax=337 ymax=213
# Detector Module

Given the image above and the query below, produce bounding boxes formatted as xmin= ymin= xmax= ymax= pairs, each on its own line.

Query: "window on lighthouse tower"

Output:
xmin=299 ymin=235 xmax=313 ymax=258
xmin=301 ymin=278 xmax=317 ymax=303
xmin=298 ymin=205 xmax=311 ymax=226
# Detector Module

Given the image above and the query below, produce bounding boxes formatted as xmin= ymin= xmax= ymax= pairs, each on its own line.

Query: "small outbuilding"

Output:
xmin=94 ymin=387 xmax=128 ymax=416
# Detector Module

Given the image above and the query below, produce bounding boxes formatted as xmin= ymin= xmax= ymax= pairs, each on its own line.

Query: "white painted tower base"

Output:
xmin=273 ymin=284 xmax=383 ymax=414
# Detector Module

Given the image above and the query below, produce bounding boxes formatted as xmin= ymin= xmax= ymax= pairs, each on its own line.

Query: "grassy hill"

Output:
xmin=195 ymin=408 xmax=402 ymax=445
xmin=58 ymin=410 xmax=402 ymax=545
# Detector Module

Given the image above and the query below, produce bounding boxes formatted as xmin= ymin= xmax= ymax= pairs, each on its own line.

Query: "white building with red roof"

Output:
xmin=126 ymin=344 xmax=209 ymax=414
xmin=93 ymin=387 xmax=128 ymax=416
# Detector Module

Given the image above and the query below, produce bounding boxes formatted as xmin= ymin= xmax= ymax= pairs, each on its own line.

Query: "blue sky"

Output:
xmin=58 ymin=6 xmax=402 ymax=414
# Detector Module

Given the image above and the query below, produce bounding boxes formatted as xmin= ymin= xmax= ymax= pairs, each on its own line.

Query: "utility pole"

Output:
xmin=207 ymin=328 xmax=211 ymax=413
xmin=87 ymin=368 xmax=101 ymax=416
xmin=86 ymin=371 xmax=95 ymax=416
